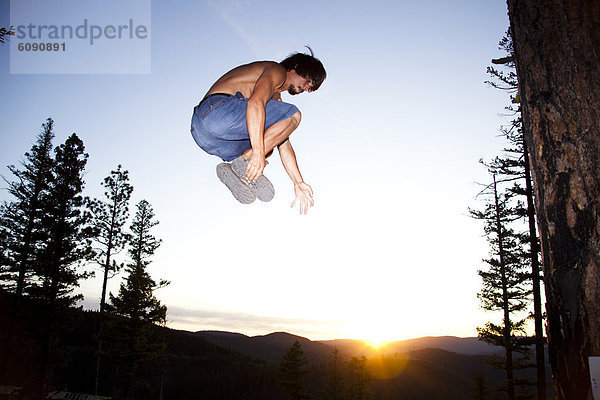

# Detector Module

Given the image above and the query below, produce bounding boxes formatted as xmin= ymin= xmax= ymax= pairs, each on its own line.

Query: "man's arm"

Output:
xmin=245 ymin=63 xmax=285 ymax=182
xmin=278 ymin=138 xmax=314 ymax=214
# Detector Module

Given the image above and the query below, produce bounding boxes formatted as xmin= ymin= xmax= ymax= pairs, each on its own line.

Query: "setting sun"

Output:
xmin=343 ymin=312 xmax=413 ymax=347
xmin=365 ymin=339 xmax=389 ymax=351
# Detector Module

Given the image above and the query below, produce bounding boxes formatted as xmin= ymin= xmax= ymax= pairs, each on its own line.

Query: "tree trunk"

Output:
xmin=95 ymin=245 xmax=113 ymax=394
xmin=523 ymin=142 xmax=547 ymax=399
xmin=493 ymin=175 xmax=515 ymax=400
xmin=507 ymin=1 xmax=600 ymax=399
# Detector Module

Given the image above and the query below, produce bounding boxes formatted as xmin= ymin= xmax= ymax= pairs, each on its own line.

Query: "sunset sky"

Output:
xmin=1 ymin=0 xmax=514 ymax=342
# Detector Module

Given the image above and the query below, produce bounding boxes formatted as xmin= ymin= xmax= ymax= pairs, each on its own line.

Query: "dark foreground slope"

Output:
xmin=0 ymin=291 xmax=281 ymax=399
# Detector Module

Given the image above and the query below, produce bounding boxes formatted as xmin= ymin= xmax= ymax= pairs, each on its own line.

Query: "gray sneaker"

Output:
xmin=216 ymin=163 xmax=256 ymax=204
xmin=231 ymin=156 xmax=275 ymax=202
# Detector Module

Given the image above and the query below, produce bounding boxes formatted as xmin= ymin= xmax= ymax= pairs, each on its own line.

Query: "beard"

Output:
xmin=287 ymin=86 xmax=302 ymax=95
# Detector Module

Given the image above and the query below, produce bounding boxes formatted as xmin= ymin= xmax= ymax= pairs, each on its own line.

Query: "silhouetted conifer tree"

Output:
xmin=472 ymin=370 xmax=491 ymax=400
xmin=279 ymin=340 xmax=311 ymax=400
xmin=33 ymin=133 xmax=94 ymax=307
xmin=347 ymin=356 xmax=372 ymax=400
xmin=108 ymin=199 xmax=168 ymax=399
xmin=87 ymin=165 xmax=133 ymax=394
xmin=324 ymin=347 xmax=345 ymax=400
xmin=89 ymin=165 xmax=134 ymax=313
xmin=485 ymin=32 xmax=546 ymax=400
xmin=0 ymin=119 xmax=55 ymax=296
xmin=35 ymin=133 xmax=94 ymax=391
xmin=471 ymin=175 xmax=534 ymax=400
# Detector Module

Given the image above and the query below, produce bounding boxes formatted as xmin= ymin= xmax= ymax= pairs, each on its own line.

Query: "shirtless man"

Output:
xmin=190 ymin=51 xmax=326 ymax=214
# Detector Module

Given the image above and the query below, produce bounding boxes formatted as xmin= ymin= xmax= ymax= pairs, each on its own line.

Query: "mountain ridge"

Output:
xmin=194 ymin=330 xmax=332 ymax=364
xmin=194 ymin=330 xmax=501 ymax=364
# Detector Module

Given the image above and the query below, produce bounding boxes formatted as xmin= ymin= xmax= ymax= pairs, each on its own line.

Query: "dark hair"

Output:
xmin=280 ymin=52 xmax=326 ymax=91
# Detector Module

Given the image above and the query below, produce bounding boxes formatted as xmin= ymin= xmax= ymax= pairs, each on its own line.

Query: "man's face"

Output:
xmin=287 ymin=73 xmax=314 ymax=95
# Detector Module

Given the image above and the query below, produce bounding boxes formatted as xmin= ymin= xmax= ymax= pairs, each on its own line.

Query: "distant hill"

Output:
xmin=196 ymin=331 xmax=501 ymax=365
xmin=194 ymin=331 xmax=331 ymax=364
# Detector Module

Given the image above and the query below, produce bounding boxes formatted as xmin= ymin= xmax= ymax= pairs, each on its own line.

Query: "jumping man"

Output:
xmin=190 ymin=50 xmax=326 ymax=214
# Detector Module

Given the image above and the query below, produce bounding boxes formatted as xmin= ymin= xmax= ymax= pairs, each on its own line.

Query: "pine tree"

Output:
xmin=37 ymin=133 xmax=94 ymax=391
xmin=108 ymin=200 xmax=168 ymax=399
xmin=485 ymin=31 xmax=546 ymax=399
xmin=87 ymin=165 xmax=134 ymax=394
xmin=33 ymin=133 xmax=94 ymax=307
xmin=347 ymin=356 xmax=372 ymax=400
xmin=89 ymin=165 xmax=134 ymax=314
xmin=472 ymin=371 xmax=491 ymax=400
xmin=0 ymin=118 xmax=55 ymax=296
xmin=471 ymin=175 xmax=533 ymax=400
xmin=279 ymin=340 xmax=311 ymax=400
xmin=324 ymin=347 xmax=345 ymax=400
xmin=0 ymin=122 xmax=96 ymax=392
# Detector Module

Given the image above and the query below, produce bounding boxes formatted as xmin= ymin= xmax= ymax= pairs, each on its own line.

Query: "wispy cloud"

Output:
xmin=80 ymin=295 xmax=339 ymax=339
xmin=167 ymin=305 xmax=346 ymax=339
xmin=205 ymin=0 xmax=262 ymax=56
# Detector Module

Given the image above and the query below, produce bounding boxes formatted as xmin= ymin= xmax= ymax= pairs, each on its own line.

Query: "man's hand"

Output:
xmin=246 ymin=153 xmax=266 ymax=182
xmin=290 ymin=182 xmax=314 ymax=215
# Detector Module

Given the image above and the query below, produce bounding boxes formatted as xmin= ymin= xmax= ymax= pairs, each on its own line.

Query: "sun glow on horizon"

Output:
xmin=344 ymin=315 xmax=413 ymax=346
xmin=365 ymin=339 xmax=390 ymax=351
xmin=350 ymin=325 xmax=402 ymax=349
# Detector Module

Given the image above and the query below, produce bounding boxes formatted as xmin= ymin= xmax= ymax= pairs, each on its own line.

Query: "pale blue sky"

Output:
xmin=1 ymin=0 xmax=513 ymax=341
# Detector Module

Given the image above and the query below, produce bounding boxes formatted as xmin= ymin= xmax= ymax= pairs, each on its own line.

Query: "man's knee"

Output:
xmin=290 ymin=110 xmax=302 ymax=128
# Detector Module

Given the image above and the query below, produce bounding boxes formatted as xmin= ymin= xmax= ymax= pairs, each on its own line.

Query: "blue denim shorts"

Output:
xmin=190 ymin=92 xmax=299 ymax=162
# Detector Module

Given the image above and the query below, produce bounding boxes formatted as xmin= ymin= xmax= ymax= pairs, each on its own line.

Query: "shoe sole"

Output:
xmin=216 ymin=163 xmax=256 ymax=204
xmin=231 ymin=157 xmax=275 ymax=202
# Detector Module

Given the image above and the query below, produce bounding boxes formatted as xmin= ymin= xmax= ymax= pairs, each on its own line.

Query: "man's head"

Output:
xmin=280 ymin=50 xmax=326 ymax=94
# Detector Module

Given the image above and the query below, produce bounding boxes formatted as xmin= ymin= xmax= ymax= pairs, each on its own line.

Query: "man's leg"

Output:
xmin=241 ymin=110 xmax=301 ymax=159
xmin=229 ymin=110 xmax=301 ymax=202
xmin=192 ymin=96 xmax=300 ymax=204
